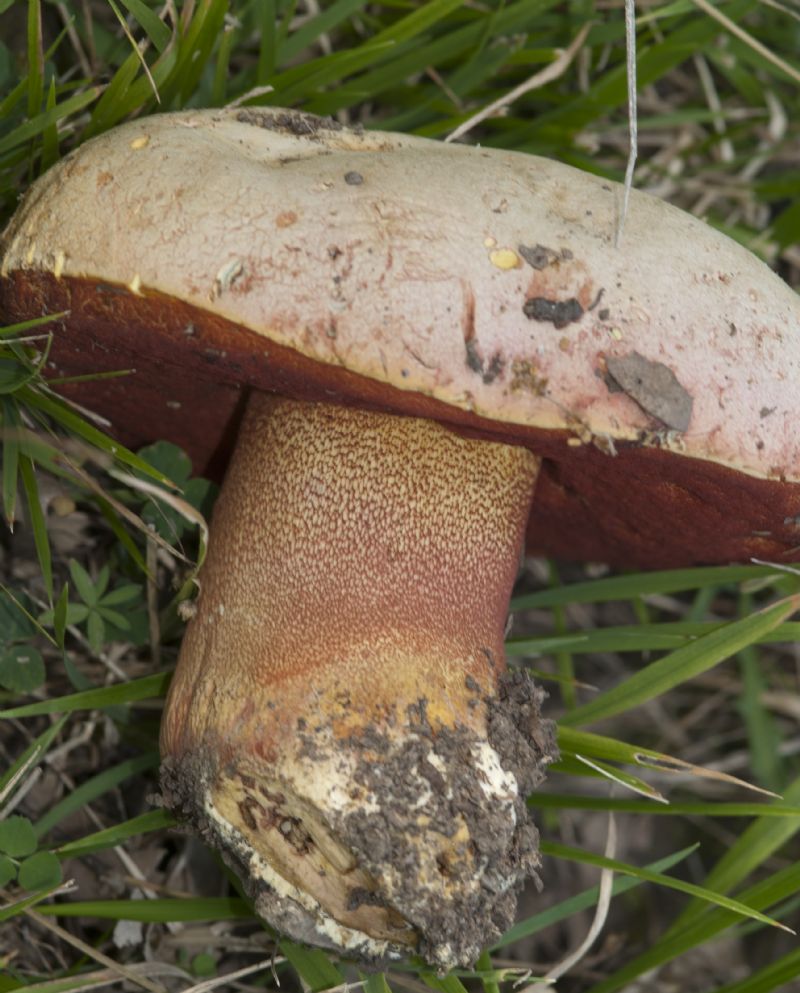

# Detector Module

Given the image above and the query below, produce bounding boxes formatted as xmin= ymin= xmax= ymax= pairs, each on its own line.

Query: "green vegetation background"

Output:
xmin=0 ymin=2 xmax=799 ymax=992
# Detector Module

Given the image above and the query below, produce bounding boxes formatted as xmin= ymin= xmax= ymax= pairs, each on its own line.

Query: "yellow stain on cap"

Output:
xmin=130 ymin=135 xmax=150 ymax=150
xmin=489 ymin=248 xmax=521 ymax=271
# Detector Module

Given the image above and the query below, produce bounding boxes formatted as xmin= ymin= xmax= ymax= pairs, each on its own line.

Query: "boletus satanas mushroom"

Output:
xmin=1 ymin=108 xmax=799 ymax=968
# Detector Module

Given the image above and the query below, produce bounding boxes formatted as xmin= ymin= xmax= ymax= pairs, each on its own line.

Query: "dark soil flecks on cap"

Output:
xmin=523 ymin=295 xmax=584 ymax=329
xmin=235 ymin=108 xmax=355 ymax=138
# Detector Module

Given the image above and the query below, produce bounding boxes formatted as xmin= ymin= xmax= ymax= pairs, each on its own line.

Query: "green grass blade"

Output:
xmin=0 ymin=313 xmax=69 ymax=339
xmin=0 ymin=877 xmax=70 ymax=922
xmin=494 ymin=845 xmax=697 ymax=948
xmin=0 ymin=670 xmax=171 ymax=718
xmin=0 ymin=87 xmax=101 ymax=158
xmin=84 ymin=50 xmax=142 ymax=137
xmin=711 ymin=946 xmax=800 ymax=993
xmin=0 ymin=715 xmax=67 ymax=798
xmin=269 ymin=0 xmax=469 ymax=106
xmin=666 ymin=776 xmax=800 ymax=935
xmin=26 ymin=0 xmax=44 ymax=121
xmin=560 ymin=595 xmax=800 ymax=727
xmin=364 ymin=973 xmax=394 ymax=993
xmin=0 ymin=581 xmax=55 ymax=649
xmin=37 ymin=896 xmax=252 ymax=922
xmin=507 ymin=633 xmax=591 ymax=655
xmin=506 ymin=0 xmax=758 ymax=145
xmin=117 ymin=0 xmax=172 ymax=53
xmin=510 ymin=564 xmax=790 ymax=611
xmin=737 ymin=595 xmax=783 ymax=792
xmin=18 ymin=453 xmax=52 ymax=601
xmin=20 ymin=385 xmax=174 ymax=485
xmin=280 ymin=941 xmax=345 ymax=991
xmin=0 ymin=74 xmax=28 ymax=132
xmin=551 ymin=751 xmax=667 ymax=801
xmin=35 ymin=753 xmax=159 ymax=840
xmin=556 ymin=725 xmax=674 ymax=764
xmin=556 ymin=725 xmax=774 ymax=796
xmin=421 ymin=972 xmax=470 ymax=993
xmin=40 ymin=74 xmax=59 ymax=171
xmin=550 ymin=562 xmax=577 ymax=710
xmin=543 ymin=841 xmax=791 ymax=932
xmin=533 ymin=794 xmax=800 ymax=818
xmin=508 ymin=620 xmax=800 ymax=657
xmin=773 ymin=199 xmax=800 ymax=252
xmin=583 ymin=862 xmax=800 ymax=993
xmin=211 ymin=22 xmax=235 ymax=106
xmin=281 ymin=0 xmax=369 ymax=62
xmin=307 ymin=4 xmax=556 ymax=120
xmin=255 ymin=0 xmax=279 ymax=83
xmin=158 ymin=0 xmax=228 ymax=107
xmin=364 ymin=0 xmax=467 ymax=48
xmin=1 ymin=396 xmax=20 ymax=526
xmin=53 ymin=581 xmax=69 ymax=649
xmin=56 ymin=810 xmax=176 ymax=859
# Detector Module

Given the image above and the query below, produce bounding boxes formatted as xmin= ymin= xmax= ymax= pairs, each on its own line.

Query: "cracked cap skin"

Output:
xmin=1 ymin=107 xmax=799 ymax=567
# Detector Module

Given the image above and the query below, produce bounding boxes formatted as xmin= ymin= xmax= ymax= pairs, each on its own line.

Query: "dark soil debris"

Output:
xmin=235 ymin=109 xmax=355 ymax=138
xmin=518 ymin=243 xmax=571 ymax=270
xmin=487 ymin=667 xmax=556 ymax=795
xmin=340 ymin=670 xmax=557 ymax=967
xmin=465 ymin=338 xmax=483 ymax=375
xmin=158 ymin=670 xmax=557 ymax=969
xmin=347 ymin=887 xmax=386 ymax=911
xmin=523 ymin=296 xmax=584 ymax=329
xmin=510 ymin=359 xmax=548 ymax=396
xmin=483 ymin=352 xmax=505 ymax=385
xmin=464 ymin=339 xmax=505 ymax=384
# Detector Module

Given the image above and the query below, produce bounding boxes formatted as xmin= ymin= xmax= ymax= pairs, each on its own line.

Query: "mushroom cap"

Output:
xmin=1 ymin=108 xmax=799 ymax=566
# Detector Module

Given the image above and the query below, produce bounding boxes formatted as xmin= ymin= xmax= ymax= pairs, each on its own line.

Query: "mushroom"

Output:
xmin=1 ymin=108 xmax=799 ymax=968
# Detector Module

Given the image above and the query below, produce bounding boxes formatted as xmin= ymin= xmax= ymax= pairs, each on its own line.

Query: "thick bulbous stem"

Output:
xmin=160 ymin=393 xmax=557 ymax=968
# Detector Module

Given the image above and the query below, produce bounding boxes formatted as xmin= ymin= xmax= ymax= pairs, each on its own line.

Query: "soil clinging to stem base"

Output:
xmin=159 ymin=667 xmax=557 ymax=969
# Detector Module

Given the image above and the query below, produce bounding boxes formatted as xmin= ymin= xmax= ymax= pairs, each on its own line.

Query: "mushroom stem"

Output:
xmin=160 ymin=393 xmax=557 ymax=968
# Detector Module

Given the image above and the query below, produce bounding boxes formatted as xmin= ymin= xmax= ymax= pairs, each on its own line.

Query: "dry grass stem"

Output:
xmin=692 ymin=54 xmax=734 ymax=163
xmin=23 ymin=906 xmax=171 ymax=993
xmin=522 ymin=812 xmax=618 ymax=990
xmin=690 ymin=0 xmax=800 ymax=84
xmin=179 ymin=959 xmax=277 ymax=993
xmin=11 ymin=963 xmax=195 ymax=993
xmin=0 ymin=763 xmax=42 ymax=817
xmin=445 ymin=22 xmax=593 ymax=143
